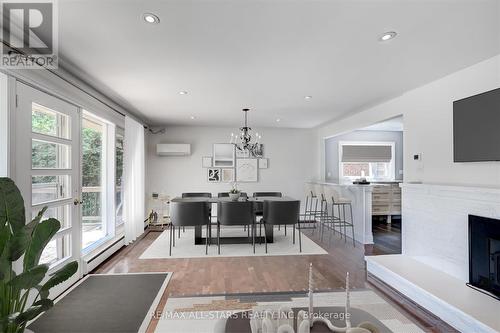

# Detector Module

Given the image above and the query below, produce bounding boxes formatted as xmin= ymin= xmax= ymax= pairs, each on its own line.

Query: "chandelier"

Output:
xmin=229 ymin=108 xmax=263 ymax=157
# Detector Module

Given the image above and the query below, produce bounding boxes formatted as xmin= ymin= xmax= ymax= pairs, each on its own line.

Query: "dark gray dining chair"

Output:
xmin=218 ymin=192 xmax=250 ymax=235
xmin=252 ymin=192 xmax=282 ymax=198
xmin=252 ymin=192 xmax=287 ymax=236
xmin=180 ymin=192 xmax=213 ymax=234
xmin=182 ymin=192 xmax=212 ymax=198
xmin=170 ymin=201 xmax=210 ymax=256
xmin=261 ymin=200 xmax=301 ymax=253
xmin=217 ymin=201 xmax=255 ymax=254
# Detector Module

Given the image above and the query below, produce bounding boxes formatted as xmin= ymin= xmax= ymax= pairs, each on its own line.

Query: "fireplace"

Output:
xmin=469 ymin=215 xmax=500 ymax=298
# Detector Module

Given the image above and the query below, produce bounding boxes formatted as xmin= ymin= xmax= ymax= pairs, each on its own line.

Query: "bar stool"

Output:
xmin=312 ymin=184 xmax=328 ymax=234
xmin=299 ymin=183 xmax=315 ymax=227
xmin=300 ymin=183 xmax=322 ymax=232
xmin=320 ymin=186 xmax=343 ymax=241
xmin=325 ymin=187 xmax=356 ymax=246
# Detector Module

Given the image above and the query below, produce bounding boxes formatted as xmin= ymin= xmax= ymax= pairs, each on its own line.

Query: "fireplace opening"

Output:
xmin=469 ymin=215 xmax=500 ymax=299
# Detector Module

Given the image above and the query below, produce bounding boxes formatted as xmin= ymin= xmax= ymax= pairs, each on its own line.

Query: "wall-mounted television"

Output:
xmin=453 ymin=88 xmax=500 ymax=162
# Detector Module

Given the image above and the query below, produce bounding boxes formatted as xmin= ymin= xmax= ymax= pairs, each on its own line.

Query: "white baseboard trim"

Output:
xmin=82 ymin=237 xmax=125 ymax=274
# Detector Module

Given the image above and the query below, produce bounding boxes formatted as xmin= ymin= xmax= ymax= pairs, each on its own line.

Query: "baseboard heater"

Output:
xmin=83 ymin=236 xmax=125 ymax=274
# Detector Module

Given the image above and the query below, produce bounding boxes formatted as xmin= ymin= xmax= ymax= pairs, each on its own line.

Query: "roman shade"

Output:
xmin=341 ymin=145 xmax=392 ymax=163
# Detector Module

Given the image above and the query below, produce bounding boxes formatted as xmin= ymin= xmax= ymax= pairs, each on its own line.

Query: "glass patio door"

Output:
xmin=14 ymin=82 xmax=82 ymax=295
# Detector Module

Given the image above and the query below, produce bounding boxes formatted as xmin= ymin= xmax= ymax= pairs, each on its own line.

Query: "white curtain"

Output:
xmin=124 ymin=116 xmax=145 ymax=244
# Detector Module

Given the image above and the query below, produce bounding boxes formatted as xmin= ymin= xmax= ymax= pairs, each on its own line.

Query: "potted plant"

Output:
xmin=228 ymin=182 xmax=241 ymax=201
xmin=0 ymin=178 xmax=78 ymax=333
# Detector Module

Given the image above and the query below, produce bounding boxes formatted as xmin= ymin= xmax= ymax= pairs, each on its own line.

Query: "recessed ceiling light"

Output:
xmin=305 ymin=96 xmax=312 ymax=100
xmin=190 ymin=115 xmax=196 ymax=120
xmin=179 ymin=91 xmax=188 ymax=95
xmin=276 ymin=118 xmax=281 ymax=122
xmin=142 ymin=13 xmax=160 ymax=24
xmin=379 ymin=31 xmax=397 ymax=42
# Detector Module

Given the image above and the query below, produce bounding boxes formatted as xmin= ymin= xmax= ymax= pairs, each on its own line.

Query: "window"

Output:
xmin=339 ymin=142 xmax=395 ymax=181
xmin=115 ymin=128 xmax=124 ymax=226
xmin=81 ymin=111 xmax=122 ymax=253
xmin=81 ymin=115 xmax=106 ymax=250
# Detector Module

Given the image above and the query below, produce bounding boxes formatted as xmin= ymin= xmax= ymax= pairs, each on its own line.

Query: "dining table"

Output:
xmin=171 ymin=196 xmax=296 ymax=245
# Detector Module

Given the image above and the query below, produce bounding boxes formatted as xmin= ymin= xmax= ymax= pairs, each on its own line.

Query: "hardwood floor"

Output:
xmin=94 ymin=225 xmax=455 ymax=333
xmin=366 ymin=217 xmax=402 ymax=255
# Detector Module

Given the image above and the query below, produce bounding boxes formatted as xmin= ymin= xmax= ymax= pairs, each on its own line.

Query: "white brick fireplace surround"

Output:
xmin=366 ymin=183 xmax=500 ymax=333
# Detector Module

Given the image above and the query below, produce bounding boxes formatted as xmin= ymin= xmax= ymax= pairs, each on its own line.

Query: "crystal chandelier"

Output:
xmin=229 ymin=108 xmax=263 ymax=157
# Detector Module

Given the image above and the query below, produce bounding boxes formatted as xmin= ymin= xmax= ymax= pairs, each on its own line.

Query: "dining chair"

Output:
xmin=217 ymin=192 xmax=249 ymax=234
xmin=252 ymin=192 xmax=282 ymax=198
xmin=182 ymin=192 xmax=212 ymax=198
xmin=169 ymin=201 xmax=211 ymax=256
xmin=252 ymin=192 xmax=286 ymax=235
xmin=217 ymin=201 xmax=255 ymax=254
xmin=180 ymin=192 xmax=213 ymax=235
xmin=261 ymin=200 xmax=301 ymax=253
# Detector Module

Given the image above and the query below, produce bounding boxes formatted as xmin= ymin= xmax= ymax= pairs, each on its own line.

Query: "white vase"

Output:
xmin=229 ymin=193 xmax=240 ymax=201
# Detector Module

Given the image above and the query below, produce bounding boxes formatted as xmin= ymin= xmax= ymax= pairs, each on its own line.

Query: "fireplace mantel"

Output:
xmin=366 ymin=182 xmax=500 ymax=332
xmin=400 ymin=182 xmax=500 ymax=281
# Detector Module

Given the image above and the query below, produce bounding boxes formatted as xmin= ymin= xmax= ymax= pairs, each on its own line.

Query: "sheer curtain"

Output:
xmin=124 ymin=116 xmax=145 ymax=244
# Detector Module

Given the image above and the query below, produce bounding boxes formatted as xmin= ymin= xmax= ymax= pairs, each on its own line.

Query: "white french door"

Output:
xmin=14 ymin=82 xmax=82 ymax=295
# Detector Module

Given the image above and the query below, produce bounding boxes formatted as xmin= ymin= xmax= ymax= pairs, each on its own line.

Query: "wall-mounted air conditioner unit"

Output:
xmin=156 ymin=143 xmax=191 ymax=156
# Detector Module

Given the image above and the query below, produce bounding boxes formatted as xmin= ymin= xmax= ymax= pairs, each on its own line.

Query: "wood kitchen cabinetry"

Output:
xmin=372 ymin=183 xmax=401 ymax=223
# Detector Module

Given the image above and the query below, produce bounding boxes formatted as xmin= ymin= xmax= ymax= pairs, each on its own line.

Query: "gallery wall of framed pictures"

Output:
xmin=202 ymin=143 xmax=268 ymax=183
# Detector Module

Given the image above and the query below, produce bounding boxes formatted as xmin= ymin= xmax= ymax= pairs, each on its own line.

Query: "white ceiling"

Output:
xmin=58 ymin=0 xmax=500 ymax=128
xmin=360 ymin=116 xmax=404 ymax=132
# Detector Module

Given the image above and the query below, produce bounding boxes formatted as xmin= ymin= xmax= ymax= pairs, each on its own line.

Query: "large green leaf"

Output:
xmin=10 ymin=305 xmax=43 ymax=325
xmin=6 ymin=228 xmax=29 ymax=261
xmin=0 ymin=252 xmax=13 ymax=280
xmin=0 ymin=178 xmax=26 ymax=233
xmin=25 ymin=206 xmax=48 ymax=236
xmin=0 ymin=221 xmax=9 ymax=257
xmin=35 ymin=284 xmax=50 ymax=300
xmin=24 ymin=218 xmax=60 ymax=270
xmin=9 ymin=299 xmax=53 ymax=326
xmin=40 ymin=261 xmax=78 ymax=293
xmin=33 ymin=298 xmax=53 ymax=311
xmin=8 ymin=264 xmax=49 ymax=291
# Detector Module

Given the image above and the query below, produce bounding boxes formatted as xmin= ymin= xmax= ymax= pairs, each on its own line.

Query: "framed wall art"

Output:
xmin=236 ymin=158 xmax=258 ymax=182
xmin=207 ymin=168 xmax=221 ymax=182
xmin=213 ymin=143 xmax=235 ymax=167
xmin=221 ymin=169 xmax=235 ymax=183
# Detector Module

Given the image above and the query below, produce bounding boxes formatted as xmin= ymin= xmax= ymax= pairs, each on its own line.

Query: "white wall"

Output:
xmin=316 ymin=55 xmax=500 ymax=187
xmin=146 ymin=126 xmax=316 ymax=202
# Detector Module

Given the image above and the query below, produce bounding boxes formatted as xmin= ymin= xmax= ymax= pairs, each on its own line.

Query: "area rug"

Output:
xmin=153 ymin=290 xmax=424 ymax=333
xmin=140 ymin=227 xmax=328 ymax=259
xmin=28 ymin=272 xmax=171 ymax=333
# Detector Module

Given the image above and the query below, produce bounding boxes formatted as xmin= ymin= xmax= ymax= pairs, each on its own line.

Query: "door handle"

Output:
xmin=73 ymin=198 xmax=83 ymax=205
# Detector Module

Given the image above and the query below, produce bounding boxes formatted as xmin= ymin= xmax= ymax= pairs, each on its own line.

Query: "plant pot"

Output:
xmin=229 ymin=193 xmax=240 ymax=201
xmin=25 ymin=328 xmax=35 ymax=333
